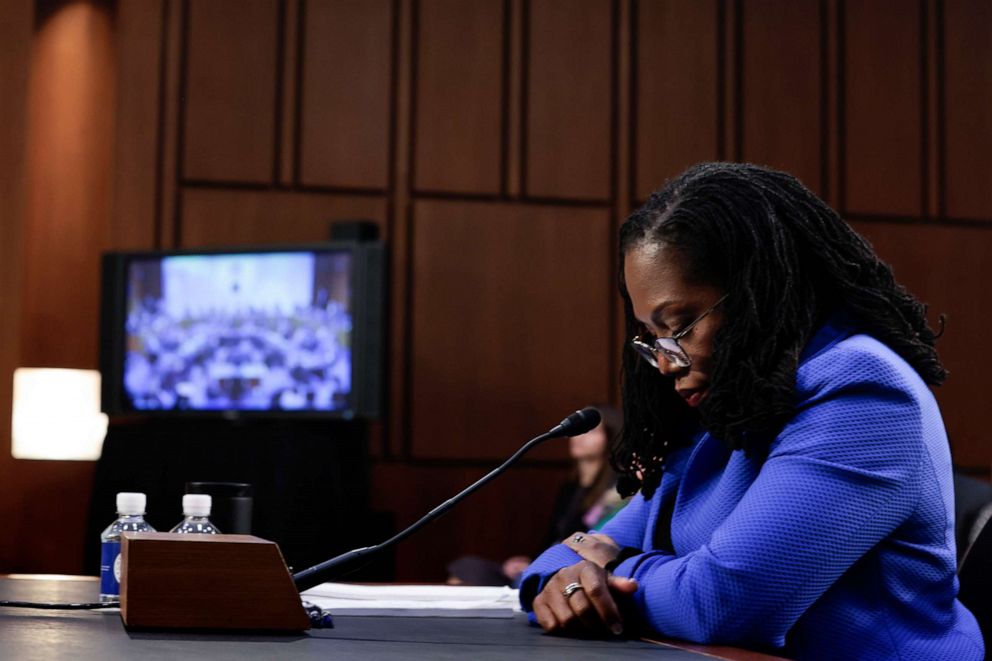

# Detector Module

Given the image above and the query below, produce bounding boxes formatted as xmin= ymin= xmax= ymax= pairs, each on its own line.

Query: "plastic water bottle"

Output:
xmin=100 ymin=492 xmax=155 ymax=603
xmin=170 ymin=494 xmax=222 ymax=534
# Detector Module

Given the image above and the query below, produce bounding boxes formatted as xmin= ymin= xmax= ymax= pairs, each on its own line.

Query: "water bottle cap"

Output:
xmin=116 ymin=492 xmax=146 ymax=515
xmin=182 ymin=494 xmax=212 ymax=517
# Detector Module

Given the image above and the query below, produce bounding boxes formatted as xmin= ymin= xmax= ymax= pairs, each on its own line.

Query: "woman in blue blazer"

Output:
xmin=520 ymin=163 xmax=984 ymax=660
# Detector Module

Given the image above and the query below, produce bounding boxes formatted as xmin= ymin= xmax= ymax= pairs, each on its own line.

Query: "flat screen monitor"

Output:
xmin=99 ymin=242 xmax=385 ymax=419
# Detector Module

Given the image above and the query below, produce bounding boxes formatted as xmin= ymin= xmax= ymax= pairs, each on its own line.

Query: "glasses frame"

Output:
xmin=631 ymin=294 xmax=728 ymax=369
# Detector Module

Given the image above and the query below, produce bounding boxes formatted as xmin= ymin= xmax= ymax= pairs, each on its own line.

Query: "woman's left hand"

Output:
xmin=563 ymin=532 xmax=620 ymax=568
xmin=532 ymin=560 xmax=637 ymax=636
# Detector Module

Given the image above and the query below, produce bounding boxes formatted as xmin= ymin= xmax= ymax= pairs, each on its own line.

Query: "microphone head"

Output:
xmin=552 ymin=407 xmax=602 ymax=437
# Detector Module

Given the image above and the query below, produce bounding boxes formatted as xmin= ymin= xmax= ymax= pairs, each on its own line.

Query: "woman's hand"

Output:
xmin=531 ymin=560 xmax=638 ymax=636
xmin=563 ymin=532 xmax=621 ymax=568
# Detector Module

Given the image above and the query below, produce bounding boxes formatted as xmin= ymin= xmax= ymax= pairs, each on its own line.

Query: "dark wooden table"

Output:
xmin=0 ymin=575 xmax=787 ymax=660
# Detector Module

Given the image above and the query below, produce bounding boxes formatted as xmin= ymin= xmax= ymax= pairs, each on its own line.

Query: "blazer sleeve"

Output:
xmin=518 ymin=489 xmax=653 ymax=611
xmin=609 ymin=345 xmax=927 ymax=648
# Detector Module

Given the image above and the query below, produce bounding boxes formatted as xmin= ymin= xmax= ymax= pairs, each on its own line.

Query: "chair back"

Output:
xmin=958 ymin=516 xmax=992 ymax=646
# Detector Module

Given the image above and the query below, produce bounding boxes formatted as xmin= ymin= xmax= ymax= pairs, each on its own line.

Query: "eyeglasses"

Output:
xmin=631 ymin=294 xmax=728 ymax=369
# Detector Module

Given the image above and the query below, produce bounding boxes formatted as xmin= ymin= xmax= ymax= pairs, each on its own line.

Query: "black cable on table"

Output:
xmin=0 ymin=600 xmax=119 ymax=610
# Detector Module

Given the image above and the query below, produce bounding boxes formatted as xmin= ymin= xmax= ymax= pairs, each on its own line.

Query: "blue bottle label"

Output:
xmin=100 ymin=541 xmax=121 ymax=596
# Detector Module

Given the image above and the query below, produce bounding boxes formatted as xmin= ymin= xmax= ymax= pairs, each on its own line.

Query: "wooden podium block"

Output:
xmin=120 ymin=532 xmax=310 ymax=631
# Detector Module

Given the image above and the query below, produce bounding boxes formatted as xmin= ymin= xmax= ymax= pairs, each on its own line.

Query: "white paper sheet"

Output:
xmin=300 ymin=583 xmax=522 ymax=618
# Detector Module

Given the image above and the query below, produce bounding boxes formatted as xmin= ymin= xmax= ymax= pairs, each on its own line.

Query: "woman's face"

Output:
xmin=569 ymin=422 xmax=609 ymax=487
xmin=623 ymin=242 xmax=726 ymax=408
xmin=569 ymin=422 xmax=608 ymax=462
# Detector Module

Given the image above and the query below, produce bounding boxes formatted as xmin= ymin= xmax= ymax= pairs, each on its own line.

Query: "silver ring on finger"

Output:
xmin=562 ymin=582 xmax=584 ymax=598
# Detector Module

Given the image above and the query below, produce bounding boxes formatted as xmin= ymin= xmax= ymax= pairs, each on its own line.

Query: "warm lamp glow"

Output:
xmin=11 ymin=368 xmax=108 ymax=460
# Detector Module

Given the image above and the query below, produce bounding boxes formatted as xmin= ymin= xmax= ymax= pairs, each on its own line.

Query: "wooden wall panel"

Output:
xmin=112 ymin=0 xmax=164 ymax=250
xmin=412 ymin=0 xmax=504 ymax=194
xmin=741 ymin=0 xmax=822 ymax=195
xmin=8 ymin=0 xmax=992 ymax=580
xmin=843 ymin=1 xmax=922 ymax=216
xmin=634 ymin=0 xmax=719 ymax=201
xmin=299 ymin=0 xmax=393 ymax=189
xmin=410 ymin=200 xmax=612 ymax=460
xmin=852 ymin=221 xmax=992 ymax=469
xmin=180 ymin=189 xmax=388 ymax=247
xmin=371 ymin=462 xmax=569 ymax=581
xmin=158 ymin=0 xmax=185 ymax=248
xmin=943 ymin=0 xmax=992 ymax=220
xmin=278 ymin=0 xmax=300 ymax=187
xmin=0 ymin=0 xmax=32 ymax=572
xmin=14 ymin=1 xmax=116 ymax=574
xmin=526 ymin=0 xmax=612 ymax=200
xmin=183 ymin=0 xmax=279 ymax=183
xmin=21 ymin=3 xmax=116 ymax=368
xmin=12 ymin=462 xmax=95 ymax=573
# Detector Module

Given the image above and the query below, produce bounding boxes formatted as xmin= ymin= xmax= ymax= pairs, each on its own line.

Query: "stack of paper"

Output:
xmin=300 ymin=583 xmax=521 ymax=618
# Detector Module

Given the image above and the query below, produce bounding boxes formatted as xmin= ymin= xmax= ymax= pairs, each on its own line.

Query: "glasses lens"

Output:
xmin=656 ymin=338 xmax=691 ymax=368
xmin=631 ymin=340 xmax=659 ymax=368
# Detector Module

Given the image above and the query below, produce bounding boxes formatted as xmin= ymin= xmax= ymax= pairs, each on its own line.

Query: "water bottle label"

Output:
xmin=100 ymin=541 xmax=121 ymax=596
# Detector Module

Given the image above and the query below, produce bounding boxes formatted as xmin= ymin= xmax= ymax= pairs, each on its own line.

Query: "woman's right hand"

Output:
xmin=531 ymin=560 xmax=638 ymax=636
xmin=562 ymin=531 xmax=620 ymax=568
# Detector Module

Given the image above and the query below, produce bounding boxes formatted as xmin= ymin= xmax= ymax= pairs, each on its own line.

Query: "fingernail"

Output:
xmin=611 ymin=623 xmax=623 ymax=636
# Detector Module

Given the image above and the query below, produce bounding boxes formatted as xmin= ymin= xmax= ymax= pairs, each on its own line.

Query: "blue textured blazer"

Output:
xmin=521 ymin=316 xmax=984 ymax=660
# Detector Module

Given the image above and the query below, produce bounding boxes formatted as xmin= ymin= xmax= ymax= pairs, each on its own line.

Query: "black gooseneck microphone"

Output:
xmin=292 ymin=407 xmax=602 ymax=593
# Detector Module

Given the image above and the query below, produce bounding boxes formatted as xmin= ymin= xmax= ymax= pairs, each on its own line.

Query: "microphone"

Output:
xmin=292 ymin=406 xmax=603 ymax=593
xmin=547 ymin=406 xmax=601 ymax=438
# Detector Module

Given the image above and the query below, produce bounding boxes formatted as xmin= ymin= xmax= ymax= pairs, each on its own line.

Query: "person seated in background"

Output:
xmin=519 ymin=163 xmax=984 ymax=660
xmin=447 ymin=406 xmax=627 ymax=587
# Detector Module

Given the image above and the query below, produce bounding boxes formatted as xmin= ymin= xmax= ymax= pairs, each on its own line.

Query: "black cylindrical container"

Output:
xmin=185 ymin=482 xmax=253 ymax=534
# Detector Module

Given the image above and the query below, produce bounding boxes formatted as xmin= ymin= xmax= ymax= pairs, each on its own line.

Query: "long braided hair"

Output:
xmin=614 ymin=162 xmax=946 ymax=498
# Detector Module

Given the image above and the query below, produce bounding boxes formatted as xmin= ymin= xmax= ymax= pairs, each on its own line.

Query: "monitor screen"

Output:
xmin=101 ymin=243 xmax=384 ymax=419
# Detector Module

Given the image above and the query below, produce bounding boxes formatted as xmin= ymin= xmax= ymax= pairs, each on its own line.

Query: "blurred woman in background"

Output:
xmin=448 ymin=405 xmax=626 ymax=587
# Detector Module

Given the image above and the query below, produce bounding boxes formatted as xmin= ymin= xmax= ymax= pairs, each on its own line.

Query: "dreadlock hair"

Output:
xmin=614 ymin=162 xmax=946 ymax=499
